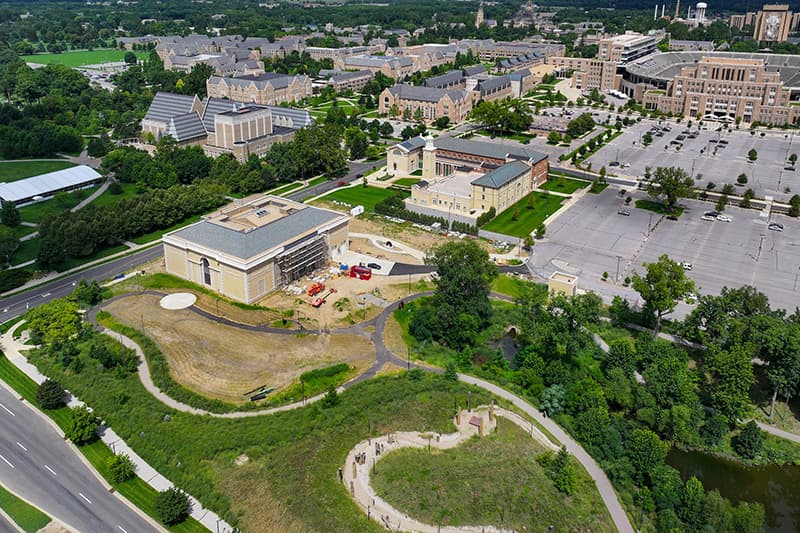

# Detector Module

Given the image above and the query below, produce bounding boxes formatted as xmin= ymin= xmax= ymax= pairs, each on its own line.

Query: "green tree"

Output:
xmin=627 ymin=428 xmax=668 ymax=483
xmin=67 ymin=405 xmax=99 ymax=446
xmin=321 ymin=385 xmax=340 ymax=408
xmin=155 ymin=487 xmax=189 ymax=525
xmin=646 ymin=166 xmax=694 ymax=212
xmin=605 ymin=338 xmax=637 ymax=374
xmin=379 ymin=121 xmax=394 ymax=137
xmin=552 ymin=447 xmax=577 ymax=495
xmin=707 ymin=345 xmax=755 ymax=423
xmin=427 ymin=240 xmax=498 ymax=348
xmin=747 ymin=315 xmax=800 ymax=420
xmin=632 ymin=254 xmax=695 ymax=336
xmin=547 ymin=131 xmax=561 ymax=144
xmin=733 ymin=421 xmax=764 ymax=459
xmin=747 ymin=148 xmax=758 ymax=162
xmin=715 ymin=194 xmax=728 ymax=212
xmin=0 ymin=225 xmax=19 ymax=266
xmin=344 ymin=127 xmax=369 ymax=160
xmin=106 ymin=453 xmax=136 ymax=483
xmin=123 ymin=51 xmax=138 ymax=64
xmin=388 ymin=104 xmax=399 ymax=118
xmin=679 ymin=476 xmax=705 ymax=529
xmin=36 ymin=379 xmax=65 ymax=409
xmin=540 ymin=385 xmax=566 ymax=415
xmin=642 ymin=131 xmax=653 ymax=146
xmin=25 ymin=299 xmax=81 ymax=344
xmin=443 ymin=361 xmax=458 ymax=382
xmin=0 ymin=201 xmax=20 ymax=227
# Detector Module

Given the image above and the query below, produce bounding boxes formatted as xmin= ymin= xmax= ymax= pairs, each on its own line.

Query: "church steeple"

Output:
xmin=476 ymin=2 xmax=485 ymax=27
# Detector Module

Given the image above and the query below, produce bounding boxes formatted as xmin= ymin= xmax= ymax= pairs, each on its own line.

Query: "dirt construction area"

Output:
xmin=105 ymin=294 xmax=376 ymax=403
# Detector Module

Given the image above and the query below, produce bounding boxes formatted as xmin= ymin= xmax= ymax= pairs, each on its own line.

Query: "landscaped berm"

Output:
xmin=104 ymin=294 xmax=375 ymax=403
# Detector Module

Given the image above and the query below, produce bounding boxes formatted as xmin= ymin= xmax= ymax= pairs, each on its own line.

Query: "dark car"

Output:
xmin=676 ymin=134 xmax=687 ymax=141
xmin=617 ymin=210 xmax=631 ymax=216
xmin=666 ymin=215 xmax=678 ymax=221
xmin=367 ymin=262 xmax=382 ymax=270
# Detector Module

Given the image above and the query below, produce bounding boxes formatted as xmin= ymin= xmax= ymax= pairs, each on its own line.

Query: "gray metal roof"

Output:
xmin=388 ymin=84 xmax=466 ymax=103
xmin=424 ymin=70 xmax=464 ymax=88
xmin=0 ymin=165 xmax=101 ymax=203
xmin=471 ymin=161 xmax=530 ymax=189
xmin=170 ymin=206 xmax=341 ymax=260
xmin=463 ymin=65 xmax=487 ymax=76
xmin=201 ymin=98 xmax=245 ymax=131
xmin=167 ymin=113 xmax=207 ymax=142
xmin=346 ymin=55 xmax=413 ymax=68
xmin=476 ymin=75 xmax=510 ymax=95
xmin=144 ymin=92 xmax=197 ymax=123
xmin=265 ymin=105 xmax=314 ymax=128
xmin=329 ymin=69 xmax=372 ymax=82
xmin=397 ymin=136 xmax=426 ymax=152
xmin=434 ymin=136 xmax=547 ymax=163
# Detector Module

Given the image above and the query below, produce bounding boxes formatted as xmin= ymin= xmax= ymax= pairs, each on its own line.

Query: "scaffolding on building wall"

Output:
xmin=275 ymin=233 xmax=329 ymax=286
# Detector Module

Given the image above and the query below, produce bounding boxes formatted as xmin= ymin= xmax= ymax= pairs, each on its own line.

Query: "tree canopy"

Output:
xmin=646 ymin=166 xmax=694 ymax=212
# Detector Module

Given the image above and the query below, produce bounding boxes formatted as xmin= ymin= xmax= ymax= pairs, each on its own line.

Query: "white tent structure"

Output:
xmin=0 ymin=165 xmax=103 ymax=205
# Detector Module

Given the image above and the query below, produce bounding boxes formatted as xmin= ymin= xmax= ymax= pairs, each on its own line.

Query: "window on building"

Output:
xmin=201 ymin=258 xmax=211 ymax=286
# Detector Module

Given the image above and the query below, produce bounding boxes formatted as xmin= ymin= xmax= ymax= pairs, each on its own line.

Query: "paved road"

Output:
xmin=0 ymin=246 xmax=162 ymax=319
xmin=0 ymin=513 xmax=17 ymax=533
xmin=0 ymin=385 xmax=159 ymax=532
xmin=287 ymin=159 xmax=386 ymax=203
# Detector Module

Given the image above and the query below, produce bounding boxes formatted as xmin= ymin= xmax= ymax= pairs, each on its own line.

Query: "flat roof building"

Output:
xmin=163 ymin=195 xmax=349 ymax=303
xmin=0 ymin=165 xmax=103 ymax=205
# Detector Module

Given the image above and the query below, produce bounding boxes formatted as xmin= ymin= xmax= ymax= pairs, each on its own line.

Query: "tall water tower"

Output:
xmin=695 ymin=2 xmax=707 ymax=24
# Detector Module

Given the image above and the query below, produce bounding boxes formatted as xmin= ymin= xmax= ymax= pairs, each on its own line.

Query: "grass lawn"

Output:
xmin=90 ymin=182 xmax=139 ymax=209
xmin=541 ymin=176 xmax=590 ymax=194
xmin=0 ymin=483 xmax=51 ymax=533
xmin=586 ymin=321 xmax=638 ymax=346
xmin=483 ymin=192 xmax=564 ymax=238
xmin=491 ymin=274 xmax=542 ymax=298
xmin=267 ymin=181 xmax=304 ymax=196
xmin=316 ymin=186 xmax=407 ymax=213
xmin=18 ymin=187 xmax=100 ymax=225
xmin=393 ymin=178 xmax=420 ymax=187
xmin=10 ymin=238 xmax=40 ymax=266
xmin=589 ymin=182 xmax=609 ymax=194
xmin=26 ymin=328 xmax=495 ymax=533
xmin=21 ymin=49 xmax=148 ymax=67
xmin=0 ymin=161 xmax=75 ymax=182
xmin=371 ymin=418 xmax=613 ymax=531
xmin=635 ymin=199 xmax=684 ymax=216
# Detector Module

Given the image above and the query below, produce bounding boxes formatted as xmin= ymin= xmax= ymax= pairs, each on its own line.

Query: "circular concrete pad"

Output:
xmin=159 ymin=293 xmax=197 ymax=310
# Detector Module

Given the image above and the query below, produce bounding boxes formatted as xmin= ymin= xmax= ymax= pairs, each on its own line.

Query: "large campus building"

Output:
xmin=387 ymin=135 xmax=549 ymax=224
xmin=163 ymin=195 xmax=349 ymax=304
xmin=206 ymin=73 xmax=312 ymax=105
xmin=623 ymin=52 xmax=800 ymax=125
xmin=141 ymin=92 xmax=313 ymax=161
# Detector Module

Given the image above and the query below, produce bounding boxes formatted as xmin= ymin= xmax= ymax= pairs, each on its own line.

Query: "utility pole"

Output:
xmin=615 ymin=255 xmax=621 ymax=283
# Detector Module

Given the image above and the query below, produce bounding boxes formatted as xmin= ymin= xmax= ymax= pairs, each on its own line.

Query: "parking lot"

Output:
xmin=586 ymin=119 xmax=800 ymax=204
xmin=531 ymin=186 xmax=800 ymax=315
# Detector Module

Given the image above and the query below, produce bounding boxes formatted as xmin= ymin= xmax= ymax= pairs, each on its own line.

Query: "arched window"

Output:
xmin=201 ymin=258 xmax=211 ymax=285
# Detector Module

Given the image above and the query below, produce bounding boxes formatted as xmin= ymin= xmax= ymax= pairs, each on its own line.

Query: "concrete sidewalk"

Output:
xmin=0 ymin=322 xmax=234 ymax=533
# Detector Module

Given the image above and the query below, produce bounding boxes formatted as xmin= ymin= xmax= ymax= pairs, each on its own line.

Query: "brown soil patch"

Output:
xmin=105 ymin=295 xmax=375 ymax=403
xmin=37 ymin=522 xmax=73 ymax=533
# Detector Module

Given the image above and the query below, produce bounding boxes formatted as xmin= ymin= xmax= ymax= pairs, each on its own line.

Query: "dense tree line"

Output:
xmin=470 ymin=98 xmax=533 ymax=136
xmin=36 ymin=184 xmax=225 ymax=270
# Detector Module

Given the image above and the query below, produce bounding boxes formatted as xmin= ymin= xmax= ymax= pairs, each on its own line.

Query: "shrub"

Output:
xmin=36 ymin=379 xmax=65 ymax=409
xmin=67 ymin=405 xmax=99 ymax=446
xmin=0 ymin=268 xmax=33 ymax=292
xmin=320 ymin=386 xmax=340 ymax=408
xmin=106 ymin=453 xmax=136 ymax=483
xmin=737 ymin=173 xmax=748 ymax=185
xmin=155 ymin=487 xmax=190 ymax=526
xmin=108 ymin=181 xmax=123 ymax=195
xmin=476 ymin=207 xmax=496 ymax=227
xmin=733 ymin=421 xmax=764 ymax=459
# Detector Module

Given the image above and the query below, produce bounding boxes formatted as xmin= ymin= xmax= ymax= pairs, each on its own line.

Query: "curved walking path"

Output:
xmin=86 ymin=289 xmax=635 ymax=532
xmin=343 ymin=405 xmax=558 ymax=533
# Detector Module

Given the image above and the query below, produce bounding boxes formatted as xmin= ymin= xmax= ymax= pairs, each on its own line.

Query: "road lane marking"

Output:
xmin=0 ymin=403 xmax=15 ymax=416
xmin=15 ymin=442 xmax=26 ymax=452
xmin=0 ymin=454 xmax=13 ymax=468
xmin=118 ymin=527 xmax=129 ymax=533
xmin=78 ymin=492 xmax=91 ymax=504
xmin=44 ymin=465 xmax=56 ymax=476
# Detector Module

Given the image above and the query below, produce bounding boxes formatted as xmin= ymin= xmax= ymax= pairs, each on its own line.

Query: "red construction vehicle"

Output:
xmin=311 ymin=288 xmax=337 ymax=307
xmin=349 ymin=265 xmax=372 ymax=280
xmin=307 ymin=282 xmax=325 ymax=296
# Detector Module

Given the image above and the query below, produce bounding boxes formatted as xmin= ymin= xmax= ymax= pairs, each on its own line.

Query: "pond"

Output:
xmin=667 ymin=448 xmax=800 ymax=531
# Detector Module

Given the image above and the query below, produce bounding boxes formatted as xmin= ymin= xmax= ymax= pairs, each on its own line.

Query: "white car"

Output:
xmin=716 ymin=214 xmax=732 ymax=222
xmin=682 ymin=262 xmax=693 ymax=271
xmin=701 ymin=215 xmax=716 ymax=221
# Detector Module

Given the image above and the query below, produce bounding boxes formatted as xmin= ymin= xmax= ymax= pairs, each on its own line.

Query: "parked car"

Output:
xmin=718 ymin=139 xmax=728 ymax=145
xmin=682 ymin=262 xmax=693 ymax=271
xmin=768 ymin=223 xmax=784 ymax=232
xmin=705 ymin=211 xmax=721 ymax=217
xmin=367 ymin=262 xmax=381 ymax=270
xmin=701 ymin=215 xmax=716 ymax=221
xmin=716 ymin=214 xmax=732 ymax=222
xmin=666 ymin=215 xmax=678 ymax=221
xmin=676 ymin=134 xmax=687 ymax=141
xmin=609 ymin=161 xmax=620 ymax=167
xmin=617 ymin=210 xmax=631 ymax=216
